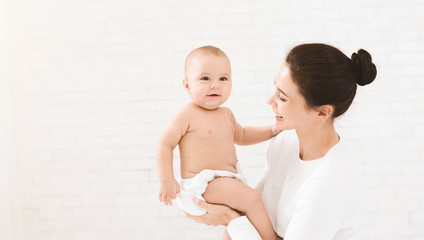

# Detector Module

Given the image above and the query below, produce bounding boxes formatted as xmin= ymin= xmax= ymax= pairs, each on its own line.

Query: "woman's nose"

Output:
xmin=266 ymin=96 xmax=273 ymax=105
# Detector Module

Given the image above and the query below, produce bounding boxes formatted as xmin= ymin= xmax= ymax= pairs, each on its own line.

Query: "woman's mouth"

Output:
xmin=207 ymin=94 xmax=220 ymax=97
xmin=275 ymin=114 xmax=284 ymax=121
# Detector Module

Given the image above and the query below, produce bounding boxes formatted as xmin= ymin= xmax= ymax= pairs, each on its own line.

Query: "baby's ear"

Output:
xmin=182 ymin=78 xmax=189 ymax=91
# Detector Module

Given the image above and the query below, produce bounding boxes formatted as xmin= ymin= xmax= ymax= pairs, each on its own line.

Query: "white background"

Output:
xmin=1 ymin=0 xmax=424 ymax=239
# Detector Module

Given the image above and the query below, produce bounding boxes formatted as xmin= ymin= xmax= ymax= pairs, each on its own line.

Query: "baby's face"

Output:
xmin=184 ymin=53 xmax=232 ymax=110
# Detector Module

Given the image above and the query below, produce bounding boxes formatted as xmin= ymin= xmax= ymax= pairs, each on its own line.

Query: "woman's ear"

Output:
xmin=316 ymin=105 xmax=333 ymax=121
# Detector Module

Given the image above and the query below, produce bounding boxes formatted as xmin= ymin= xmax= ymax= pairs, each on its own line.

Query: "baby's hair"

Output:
xmin=188 ymin=45 xmax=227 ymax=58
xmin=185 ymin=45 xmax=229 ymax=72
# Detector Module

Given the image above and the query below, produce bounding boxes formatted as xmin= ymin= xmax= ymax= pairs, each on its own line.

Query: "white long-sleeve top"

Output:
xmin=227 ymin=130 xmax=362 ymax=240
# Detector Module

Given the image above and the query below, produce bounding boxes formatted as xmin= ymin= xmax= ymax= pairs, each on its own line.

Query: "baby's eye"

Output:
xmin=201 ymin=76 xmax=210 ymax=81
xmin=220 ymin=77 xmax=228 ymax=81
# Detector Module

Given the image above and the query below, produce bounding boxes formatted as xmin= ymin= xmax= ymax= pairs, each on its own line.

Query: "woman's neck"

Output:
xmin=296 ymin=122 xmax=340 ymax=161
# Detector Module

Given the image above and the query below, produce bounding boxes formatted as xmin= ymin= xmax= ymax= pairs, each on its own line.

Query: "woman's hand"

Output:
xmin=185 ymin=197 xmax=242 ymax=226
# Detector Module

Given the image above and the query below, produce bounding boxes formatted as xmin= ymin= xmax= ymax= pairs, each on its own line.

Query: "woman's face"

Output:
xmin=267 ymin=62 xmax=317 ymax=131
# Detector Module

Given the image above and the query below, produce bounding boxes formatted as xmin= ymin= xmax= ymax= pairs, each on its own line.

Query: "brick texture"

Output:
xmin=3 ymin=0 xmax=424 ymax=239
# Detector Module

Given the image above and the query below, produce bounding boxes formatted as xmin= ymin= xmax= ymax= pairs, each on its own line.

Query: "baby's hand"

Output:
xmin=159 ymin=179 xmax=180 ymax=206
xmin=271 ymin=124 xmax=282 ymax=136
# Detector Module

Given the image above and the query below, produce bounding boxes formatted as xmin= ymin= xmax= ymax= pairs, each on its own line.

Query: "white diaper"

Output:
xmin=174 ymin=168 xmax=246 ymax=216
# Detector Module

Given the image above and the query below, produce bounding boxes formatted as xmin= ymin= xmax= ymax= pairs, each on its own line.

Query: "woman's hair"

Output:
xmin=286 ymin=43 xmax=377 ymax=118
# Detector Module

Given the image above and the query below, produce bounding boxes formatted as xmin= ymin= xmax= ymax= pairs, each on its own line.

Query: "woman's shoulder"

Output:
xmin=270 ymin=129 xmax=297 ymax=147
xmin=266 ymin=130 xmax=298 ymax=163
xmin=308 ymin=140 xmax=361 ymax=192
xmin=268 ymin=129 xmax=296 ymax=149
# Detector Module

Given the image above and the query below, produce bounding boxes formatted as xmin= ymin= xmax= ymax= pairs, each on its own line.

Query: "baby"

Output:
xmin=156 ymin=46 xmax=278 ymax=240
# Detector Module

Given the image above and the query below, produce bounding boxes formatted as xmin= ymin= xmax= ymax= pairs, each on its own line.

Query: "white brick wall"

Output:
xmin=3 ymin=0 xmax=424 ymax=239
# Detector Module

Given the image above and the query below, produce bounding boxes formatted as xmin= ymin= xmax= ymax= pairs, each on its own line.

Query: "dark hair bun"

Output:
xmin=351 ymin=49 xmax=377 ymax=86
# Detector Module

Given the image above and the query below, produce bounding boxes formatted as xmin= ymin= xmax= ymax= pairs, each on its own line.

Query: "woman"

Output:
xmin=186 ymin=43 xmax=377 ymax=240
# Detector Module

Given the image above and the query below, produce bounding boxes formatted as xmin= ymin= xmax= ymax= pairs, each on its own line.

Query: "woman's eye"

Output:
xmin=279 ymin=97 xmax=287 ymax=102
xmin=220 ymin=77 xmax=228 ymax=81
xmin=201 ymin=76 xmax=210 ymax=81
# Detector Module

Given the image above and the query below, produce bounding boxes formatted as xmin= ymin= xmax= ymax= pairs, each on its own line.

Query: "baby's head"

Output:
xmin=183 ymin=46 xmax=232 ymax=110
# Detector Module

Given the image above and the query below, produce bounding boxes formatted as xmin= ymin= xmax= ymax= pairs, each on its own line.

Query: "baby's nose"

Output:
xmin=210 ymin=81 xmax=220 ymax=89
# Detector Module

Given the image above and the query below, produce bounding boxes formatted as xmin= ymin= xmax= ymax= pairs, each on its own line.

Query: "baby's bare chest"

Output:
xmin=184 ymin=111 xmax=234 ymax=142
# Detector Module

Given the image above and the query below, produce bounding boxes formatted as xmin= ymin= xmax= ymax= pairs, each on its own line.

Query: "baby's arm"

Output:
xmin=156 ymin=107 xmax=189 ymax=205
xmin=227 ymin=109 xmax=280 ymax=146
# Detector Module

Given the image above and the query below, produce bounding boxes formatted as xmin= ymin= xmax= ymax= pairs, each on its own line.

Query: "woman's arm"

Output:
xmin=185 ymin=197 xmax=263 ymax=240
xmin=185 ymin=197 xmax=241 ymax=226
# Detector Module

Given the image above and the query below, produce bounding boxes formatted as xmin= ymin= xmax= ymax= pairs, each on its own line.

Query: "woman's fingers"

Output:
xmin=192 ymin=196 xmax=218 ymax=213
xmin=185 ymin=212 xmax=203 ymax=223
xmin=192 ymin=196 xmax=208 ymax=209
xmin=185 ymin=212 xmax=214 ymax=226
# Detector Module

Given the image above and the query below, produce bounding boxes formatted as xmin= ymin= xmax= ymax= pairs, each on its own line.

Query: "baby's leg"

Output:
xmin=203 ymin=177 xmax=276 ymax=240
xmin=222 ymin=229 xmax=231 ymax=240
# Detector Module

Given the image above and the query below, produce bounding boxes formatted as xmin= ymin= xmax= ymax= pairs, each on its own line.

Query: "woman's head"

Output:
xmin=286 ymin=43 xmax=377 ymax=118
xmin=268 ymin=43 xmax=377 ymax=131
